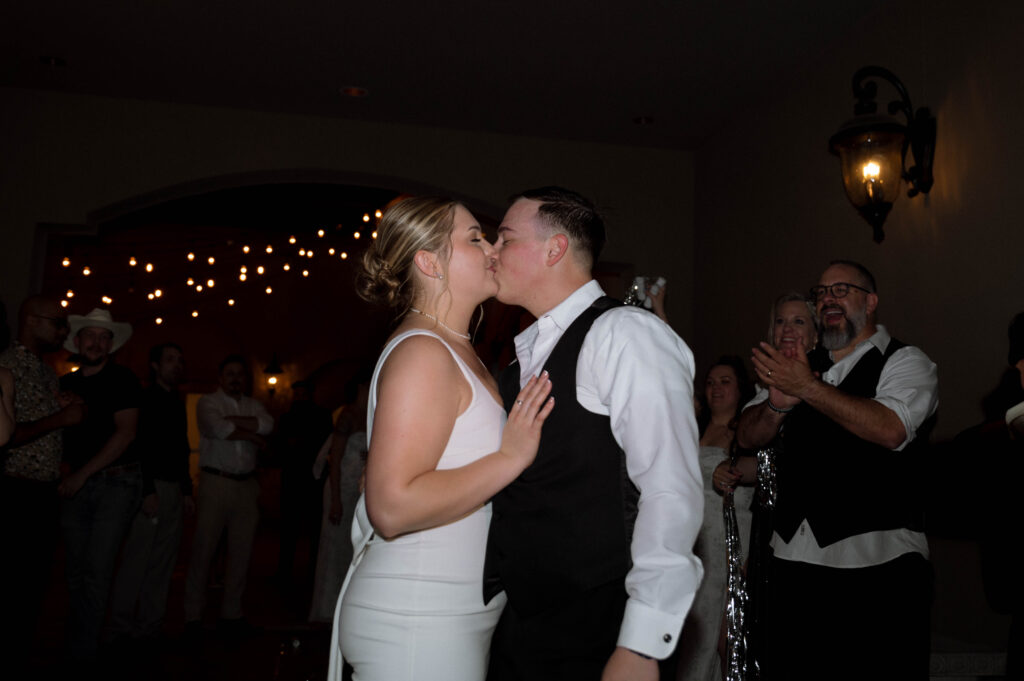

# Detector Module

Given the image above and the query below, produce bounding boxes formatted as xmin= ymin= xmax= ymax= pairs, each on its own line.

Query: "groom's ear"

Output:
xmin=413 ymin=250 xmax=440 ymax=278
xmin=544 ymin=234 xmax=570 ymax=267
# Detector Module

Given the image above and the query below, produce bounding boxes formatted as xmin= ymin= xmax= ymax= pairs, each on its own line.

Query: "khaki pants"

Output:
xmin=183 ymin=472 xmax=259 ymax=622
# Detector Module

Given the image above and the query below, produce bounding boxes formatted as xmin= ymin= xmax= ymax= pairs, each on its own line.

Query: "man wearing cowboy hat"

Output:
xmin=59 ymin=307 xmax=144 ymax=661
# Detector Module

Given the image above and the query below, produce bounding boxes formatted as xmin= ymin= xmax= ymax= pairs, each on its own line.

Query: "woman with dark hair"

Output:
xmin=677 ymin=355 xmax=755 ymax=680
xmin=327 ymin=197 xmax=554 ymax=681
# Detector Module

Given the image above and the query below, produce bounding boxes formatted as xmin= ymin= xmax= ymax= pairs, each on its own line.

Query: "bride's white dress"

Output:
xmin=328 ymin=330 xmax=508 ymax=681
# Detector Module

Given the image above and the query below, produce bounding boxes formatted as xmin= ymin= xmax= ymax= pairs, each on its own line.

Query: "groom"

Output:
xmin=484 ymin=187 xmax=703 ymax=681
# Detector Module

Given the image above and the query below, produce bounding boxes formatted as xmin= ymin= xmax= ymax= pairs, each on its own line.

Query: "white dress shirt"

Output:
xmin=514 ymin=280 xmax=704 ymax=659
xmin=745 ymin=325 xmax=938 ymax=567
xmin=196 ymin=388 xmax=274 ymax=475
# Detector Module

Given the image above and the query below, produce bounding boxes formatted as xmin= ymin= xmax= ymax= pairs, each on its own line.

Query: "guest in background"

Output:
xmin=184 ymin=354 xmax=273 ymax=639
xmin=108 ymin=342 xmax=193 ymax=645
xmin=309 ymin=374 xmax=369 ymax=623
xmin=0 ymin=296 xmax=83 ymax=672
xmin=59 ymin=308 xmax=142 ymax=662
xmin=714 ymin=291 xmax=821 ymax=676
xmin=677 ymin=355 xmax=754 ymax=681
xmin=275 ymin=379 xmax=333 ymax=590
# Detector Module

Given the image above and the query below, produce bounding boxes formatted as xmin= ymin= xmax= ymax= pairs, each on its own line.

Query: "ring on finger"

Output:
xmin=516 ymin=399 xmax=523 ymax=405
xmin=767 ymin=369 xmax=773 ymax=378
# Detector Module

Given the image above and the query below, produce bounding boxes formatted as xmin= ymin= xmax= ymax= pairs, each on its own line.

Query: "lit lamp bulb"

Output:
xmin=306 ymin=250 xmax=314 ymax=258
xmin=267 ymin=376 xmax=278 ymax=386
xmin=195 ymin=285 xmax=203 ymax=292
xmin=371 ymin=231 xmax=378 ymax=239
xmin=328 ymin=248 xmax=335 ymax=256
xmin=265 ymin=286 xmax=273 ymax=294
xmin=242 ymin=246 xmax=250 ymax=254
xmin=145 ymin=263 xmax=154 ymax=272
xmin=82 ymin=267 xmax=92 ymax=276
xmin=148 ymin=293 xmax=155 ymax=300
xmin=207 ymin=279 xmax=215 ymax=287
xmin=362 ymin=214 xmax=370 ymax=223
xmin=155 ymin=317 xmax=163 ymax=325
xmin=61 ymin=300 xmax=69 ymax=308
xmin=228 ymin=299 xmax=235 ymax=306
xmin=239 ymin=273 xmax=247 ymax=282
xmin=186 ymin=277 xmax=195 ymax=286
xmin=289 ymin=236 xmax=296 ymax=244
xmin=66 ymin=289 xmax=75 ymax=298
xmin=101 ymin=296 xmax=113 ymax=304
xmin=298 ymin=248 xmax=306 ymax=256
xmin=240 ymin=266 xmax=248 ymax=274
xmin=154 ymin=289 xmax=163 ymax=297
xmin=62 ymin=257 xmax=71 ymax=267
xmin=375 ymin=209 xmax=382 ymax=219
xmin=302 ymin=270 xmax=309 ymax=277
xmin=187 ymin=252 xmax=195 ymax=261
xmin=317 ymin=229 xmax=325 ymax=238
xmin=340 ymin=252 xmax=348 ymax=260
xmin=257 ymin=265 xmax=265 ymax=275
xmin=207 ymin=256 xmax=215 ymax=265
xmin=129 ymin=256 xmax=137 ymax=267
xmin=266 ymin=245 xmax=273 ymax=254
xmin=861 ymin=161 xmax=882 ymax=201
xmin=191 ymin=310 xmax=199 ymax=318
xmin=353 ymin=232 xmax=361 ymax=239
xmin=283 ymin=263 xmax=291 ymax=271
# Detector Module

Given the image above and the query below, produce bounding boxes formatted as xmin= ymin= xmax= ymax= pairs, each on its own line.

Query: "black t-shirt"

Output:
xmin=60 ymin=361 xmax=141 ymax=472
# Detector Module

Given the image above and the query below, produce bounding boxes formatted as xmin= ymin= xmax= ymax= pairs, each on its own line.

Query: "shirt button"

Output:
xmin=663 ymin=634 xmax=672 ymax=643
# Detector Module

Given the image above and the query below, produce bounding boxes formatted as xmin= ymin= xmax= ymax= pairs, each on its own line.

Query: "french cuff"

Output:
xmin=616 ymin=599 xmax=686 ymax=660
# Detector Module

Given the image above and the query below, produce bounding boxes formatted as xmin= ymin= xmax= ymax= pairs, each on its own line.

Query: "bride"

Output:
xmin=328 ymin=197 xmax=554 ymax=681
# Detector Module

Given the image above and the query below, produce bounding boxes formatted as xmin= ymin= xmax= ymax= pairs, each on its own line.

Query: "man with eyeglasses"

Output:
xmin=737 ymin=260 xmax=938 ymax=679
xmin=0 ymin=296 xmax=86 ymax=673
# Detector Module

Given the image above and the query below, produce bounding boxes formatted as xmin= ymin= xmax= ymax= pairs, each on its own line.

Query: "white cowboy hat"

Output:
xmin=64 ymin=308 xmax=133 ymax=353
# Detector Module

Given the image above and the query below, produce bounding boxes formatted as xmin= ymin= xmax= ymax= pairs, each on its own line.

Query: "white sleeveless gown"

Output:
xmin=327 ymin=330 xmax=508 ymax=681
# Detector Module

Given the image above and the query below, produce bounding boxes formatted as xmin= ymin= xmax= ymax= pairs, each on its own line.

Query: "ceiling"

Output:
xmin=2 ymin=0 xmax=889 ymax=150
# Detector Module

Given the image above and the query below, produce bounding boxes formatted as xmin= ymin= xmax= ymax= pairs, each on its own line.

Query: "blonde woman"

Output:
xmin=328 ymin=197 xmax=554 ymax=681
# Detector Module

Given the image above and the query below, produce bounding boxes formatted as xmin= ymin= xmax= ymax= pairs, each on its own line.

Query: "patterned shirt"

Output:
xmin=0 ymin=343 xmax=62 ymax=481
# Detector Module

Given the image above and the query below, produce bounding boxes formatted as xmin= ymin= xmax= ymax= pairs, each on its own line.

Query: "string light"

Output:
xmin=268 ymin=376 xmax=278 ymax=386
xmin=298 ymin=248 xmax=306 ymax=256
xmin=129 ymin=256 xmax=137 ymax=267
xmin=155 ymin=317 xmax=163 ymax=325
xmin=61 ymin=300 xmax=69 ymax=308
xmin=362 ymin=214 xmax=370 ymax=223
xmin=186 ymin=277 xmax=195 ymax=286
xmin=306 ymin=250 xmax=314 ymax=258
xmin=372 ymin=231 xmax=378 ymax=239
xmin=317 ymin=229 xmax=325 ymax=238
xmin=66 ymin=290 xmax=75 ymax=298
xmin=266 ymin=245 xmax=273 ymax=254
xmin=265 ymin=286 xmax=273 ymax=294
xmin=207 ymin=279 xmax=215 ymax=287
xmin=191 ymin=310 xmax=199 ymax=318
xmin=62 ymin=257 xmax=71 ymax=267
xmin=147 ymin=293 xmax=155 ymax=300
xmin=375 ymin=209 xmax=382 ymax=218
xmin=353 ymin=232 xmax=361 ymax=239
xmin=145 ymin=263 xmax=154 ymax=272
xmin=242 ymin=245 xmax=250 ymax=254
xmin=154 ymin=289 xmax=162 ymax=297
xmin=207 ymin=256 xmax=215 ymax=265
xmin=239 ymin=273 xmax=247 ymax=282
xmin=240 ymin=266 xmax=248 ymax=274
xmin=228 ymin=299 xmax=236 ymax=306
xmin=82 ymin=267 xmax=92 ymax=276
xmin=283 ymin=263 xmax=291 ymax=271
xmin=302 ymin=270 xmax=309 ymax=277
xmin=101 ymin=296 xmax=113 ymax=304
xmin=328 ymin=248 xmax=335 ymax=255
xmin=289 ymin=236 xmax=296 ymax=244
xmin=187 ymin=252 xmax=195 ymax=261
xmin=340 ymin=252 xmax=348 ymax=260
xmin=195 ymin=285 xmax=203 ymax=292
xmin=256 ymin=266 xmax=265 ymax=275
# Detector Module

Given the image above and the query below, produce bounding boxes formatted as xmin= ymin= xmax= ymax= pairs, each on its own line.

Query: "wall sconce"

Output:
xmin=264 ymin=353 xmax=283 ymax=398
xmin=829 ymin=66 xmax=936 ymax=242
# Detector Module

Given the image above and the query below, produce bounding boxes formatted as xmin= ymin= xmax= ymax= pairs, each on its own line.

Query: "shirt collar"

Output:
xmin=513 ymin=280 xmax=604 ymax=360
xmin=830 ymin=324 xmax=892 ymax=365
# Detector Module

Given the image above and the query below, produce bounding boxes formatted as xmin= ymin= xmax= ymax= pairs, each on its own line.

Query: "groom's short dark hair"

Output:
xmin=510 ymin=186 xmax=605 ymax=267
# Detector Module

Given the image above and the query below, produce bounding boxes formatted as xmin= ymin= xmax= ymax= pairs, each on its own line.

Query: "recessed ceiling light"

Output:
xmin=339 ymin=86 xmax=369 ymax=98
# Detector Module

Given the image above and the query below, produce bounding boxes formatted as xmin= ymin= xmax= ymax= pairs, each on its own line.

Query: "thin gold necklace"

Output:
xmin=409 ymin=308 xmax=471 ymax=340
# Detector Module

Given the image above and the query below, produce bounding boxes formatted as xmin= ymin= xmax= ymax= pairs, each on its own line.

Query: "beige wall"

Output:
xmin=0 ymin=87 xmax=695 ymax=339
xmin=694 ymin=0 xmax=1024 ymax=441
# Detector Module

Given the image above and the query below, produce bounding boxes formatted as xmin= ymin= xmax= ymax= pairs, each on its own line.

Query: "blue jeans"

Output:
xmin=61 ymin=469 xmax=142 ymax=659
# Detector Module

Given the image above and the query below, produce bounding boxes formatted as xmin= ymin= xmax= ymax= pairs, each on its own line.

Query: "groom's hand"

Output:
xmin=601 ymin=647 xmax=658 ymax=681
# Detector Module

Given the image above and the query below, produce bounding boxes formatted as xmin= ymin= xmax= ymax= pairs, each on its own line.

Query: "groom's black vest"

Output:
xmin=774 ymin=337 xmax=930 ymax=546
xmin=483 ymin=297 xmax=632 ymax=616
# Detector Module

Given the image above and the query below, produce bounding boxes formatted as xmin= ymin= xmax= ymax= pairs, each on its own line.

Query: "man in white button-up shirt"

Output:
xmin=739 ymin=260 xmax=938 ymax=680
xmin=485 ymin=187 xmax=703 ymax=681
xmin=184 ymin=355 xmax=273 ymax=637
